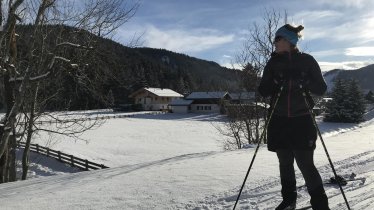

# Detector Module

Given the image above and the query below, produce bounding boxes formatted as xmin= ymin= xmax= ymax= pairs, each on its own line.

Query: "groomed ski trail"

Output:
xmin=182 ymin=150 xmax=374 ymax=210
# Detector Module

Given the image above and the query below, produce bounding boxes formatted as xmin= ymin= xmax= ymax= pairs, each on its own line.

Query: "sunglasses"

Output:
xmin=274 ymin=36 xmax=283 ymax=43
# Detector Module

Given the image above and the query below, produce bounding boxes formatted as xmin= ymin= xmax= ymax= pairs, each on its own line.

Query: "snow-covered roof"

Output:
xmin=229 ymin=92 xmax=255 ymax=100
xmin=185 ymin=91 xmax=228 ymax=100
xmin=129 ymin=87 xmax=183 ymax=97
xmin=144 ymin=88 xmax=183 ymax=97
xmin=227 ymin=102 xmax=268 ymax=108
xmin=169 ymin=99 xmax=193 ymax=106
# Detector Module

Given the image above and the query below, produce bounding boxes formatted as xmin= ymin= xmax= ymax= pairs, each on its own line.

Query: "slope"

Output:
xmin=0 ymin=111 xmax=373 ymax=209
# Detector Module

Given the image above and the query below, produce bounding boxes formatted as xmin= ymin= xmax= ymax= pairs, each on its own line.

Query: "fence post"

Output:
xmin=36 ymin=144 xmax=39 ymax=153
xmin=70 ymin=155 xmax=74 ymax=166
xmin=58 ymin=151 xmax=61 ymax=161
xmin=85 ymin=160 xmax=89 ymax=171
xmin=46 ymin=148 xmax=49 ymax=157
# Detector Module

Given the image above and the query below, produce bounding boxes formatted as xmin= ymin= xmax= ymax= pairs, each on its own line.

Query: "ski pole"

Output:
xmin=301 ymin=90 xmax=351 ymax=210
xmin=233 ymin=84 xmax=284 ymax=210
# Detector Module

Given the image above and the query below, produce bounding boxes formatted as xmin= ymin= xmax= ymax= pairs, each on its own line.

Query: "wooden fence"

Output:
xmin=16 ymin=112 xmax=167 ymax=170
xmin=32 ymin=111 xmax=166 ymax=125
xmin=18 ymin=142 xmax=109 ymax=171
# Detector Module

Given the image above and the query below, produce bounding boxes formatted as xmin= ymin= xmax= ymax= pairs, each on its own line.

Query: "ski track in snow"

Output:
xmin=182 ymin=150 xmax=374 ymax=210
xmin=177 ymin=112 xmax=374 ymax=210
xmin=2 ymin=110 xmax=373 ymax=209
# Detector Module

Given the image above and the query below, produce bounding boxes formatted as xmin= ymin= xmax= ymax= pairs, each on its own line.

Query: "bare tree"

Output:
xmin=0 ymin=0 xmax=140 ymax=182
xmin=219 ymin=9 xmax=285 ymax=149
xmin=213 ymin=117 xmax=244 ymax=150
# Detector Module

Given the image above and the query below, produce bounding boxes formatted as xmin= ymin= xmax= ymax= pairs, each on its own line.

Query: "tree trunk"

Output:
xmin=0 ymin=148 xmax=8 ymax=183
xmin=22 ymin=120 xmax=34 ymax=180
xmin=22 ymin=84 xmax=39 ymax=180
xmin=7 ymin=132 xmax=17 ymax=182
xmin=0 ymin=73 xmax=15 ymax=183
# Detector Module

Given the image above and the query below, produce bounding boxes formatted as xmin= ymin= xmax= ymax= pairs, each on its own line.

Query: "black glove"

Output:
xmin=273 ymin=72 xmax=284 ymax=85
xmin=295 ymin=78 xmax=310 ymax=89
xmin=291 ymin=71 xmax=310 ymax=90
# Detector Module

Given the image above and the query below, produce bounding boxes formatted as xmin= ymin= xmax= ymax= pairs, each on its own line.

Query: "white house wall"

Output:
xmin=191 ymin=104 xmax=220 ymax=113
xmin=133 ymin=91 xmax=182 ymax=111
xmin=171 ymin=106 xmax=189 ymax=114
xmin=144 ymin=103 xmax=169 ymax=111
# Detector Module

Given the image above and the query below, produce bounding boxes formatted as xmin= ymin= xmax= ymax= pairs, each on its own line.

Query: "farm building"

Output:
xmin=129 ymin=88 xmax=183 ymax=111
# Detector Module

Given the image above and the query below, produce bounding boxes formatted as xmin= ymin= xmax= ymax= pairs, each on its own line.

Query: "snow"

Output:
xmin=186 ymin=91 xmax=228 ymax=99
xmin=1 ymin=110 xmax=373 ymax=209
xmin=323 ymin=70 xmax=340 ymax=93
xmin=144 ymin=87 xmax=184 ymax=97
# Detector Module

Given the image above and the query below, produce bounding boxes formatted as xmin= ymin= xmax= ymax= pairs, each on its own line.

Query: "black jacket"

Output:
xmin=258 ymin=51 xmax=327 ymax=117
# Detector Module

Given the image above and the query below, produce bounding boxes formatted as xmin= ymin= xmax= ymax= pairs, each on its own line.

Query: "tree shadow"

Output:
xmin=16 ymin=149 xmax=81 ymax=179
xmin=130 ymin=113 xmax=228 ymax=122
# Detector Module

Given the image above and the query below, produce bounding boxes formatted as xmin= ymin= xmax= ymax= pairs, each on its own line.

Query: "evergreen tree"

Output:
xmin=346 ymin=79 xmax=366 ymax=123
xmin=324 ymin=79 xmax=366 ymax=123
xmin=324 ymin=79 xmax=347 ymax=122
xmin=365 ymin=90 xmax=374 ymax=103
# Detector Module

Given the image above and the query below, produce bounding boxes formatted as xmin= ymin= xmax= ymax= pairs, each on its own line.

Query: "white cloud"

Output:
xmin=293 ymin=10 xmax=374 ymax=45
xmin=217 ymin=54 xmax=241 ymax=69
xmin=143 ymin=25 xmax=234 ymax=53
xmin=318 ymin=60 xmax=374 ymax=72
xmin=345 ymin=47 xmax=374 ymax=56
xmin=293 ymin=10 xmax=342 ymax=23
xmin=291 ymin=10 xmax=343 ymax=40
xmin=313 ymin=0 xmax=373 ymax=8
xmin=220 ymin=62 xmax=242 ymax=70
xmin=310 ymin=49 xmax=343 ymax=57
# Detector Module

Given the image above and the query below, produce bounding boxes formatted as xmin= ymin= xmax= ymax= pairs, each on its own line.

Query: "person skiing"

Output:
xmin=258 ymin=24 xmax=330 ymax=210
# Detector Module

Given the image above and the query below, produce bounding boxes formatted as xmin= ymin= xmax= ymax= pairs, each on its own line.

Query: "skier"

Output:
xmin=258 ymin=24 xmax=330 ymax=210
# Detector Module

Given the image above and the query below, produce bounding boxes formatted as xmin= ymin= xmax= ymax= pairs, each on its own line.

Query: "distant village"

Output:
xmin=119 ymin=87 xmax=339 ymax=116
xmin=122 ymin=87 xmax=258 ymax=114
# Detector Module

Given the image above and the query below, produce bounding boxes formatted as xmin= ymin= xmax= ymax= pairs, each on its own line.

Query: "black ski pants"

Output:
xmin=276 ymin=149 xmax=323 ymax=197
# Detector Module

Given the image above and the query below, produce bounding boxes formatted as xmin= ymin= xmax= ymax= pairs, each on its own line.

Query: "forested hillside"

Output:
xmin=323 ymin=65 xmax=374 ymax=93
xmin=10 ymin=25 xmax=374 ymax=111
xmin=11 ymin=25 xmax=240 ymax=110
xmin=335 ymin=64 xmax=374 ymax=92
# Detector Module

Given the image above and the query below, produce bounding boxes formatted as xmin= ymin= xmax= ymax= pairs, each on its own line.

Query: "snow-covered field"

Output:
xmin=0 ymin=110 xmax=373 ymax=209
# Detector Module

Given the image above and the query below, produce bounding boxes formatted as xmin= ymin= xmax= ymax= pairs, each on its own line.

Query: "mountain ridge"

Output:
xmin=323 ymin=64 xmax=374 ymax=92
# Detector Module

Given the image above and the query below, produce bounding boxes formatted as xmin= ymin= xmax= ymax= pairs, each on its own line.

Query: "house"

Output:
xmin=225 ymin=92 xmax=264 ymax=117
xmin=184 ymin=91 xmax=231 ymax=113
xmin=169 ymin=98 xmax=193 ymax=113
xmin=228 ymin=92 xmax=256 ymax=104
xmin=225 ymin=101 xmax=268 ymax=119
xmin=129 ymin=87 xmax=183 ymax=111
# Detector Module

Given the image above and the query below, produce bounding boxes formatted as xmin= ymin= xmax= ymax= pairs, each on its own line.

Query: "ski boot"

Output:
xmin=309 ymin=185 xmax=330 ymax=210
xmin=275 ymin=200 xmax=296 ymax=210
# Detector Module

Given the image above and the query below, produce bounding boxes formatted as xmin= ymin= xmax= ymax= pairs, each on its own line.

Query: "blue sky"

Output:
xmin=116 ymin=0 xmax=374 ymax=71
